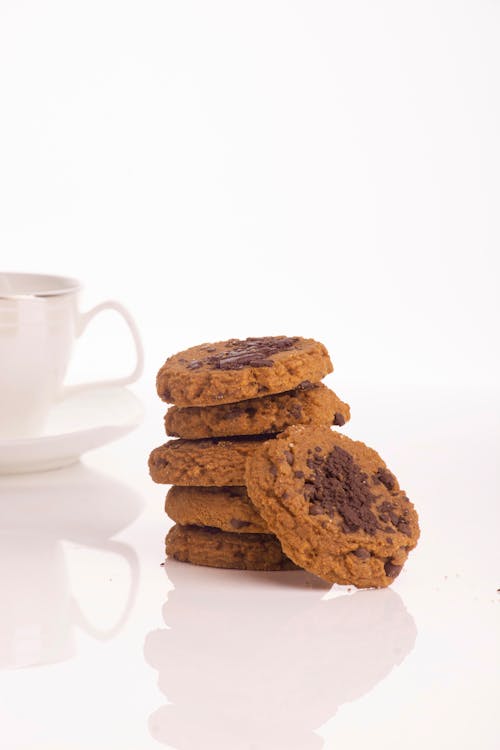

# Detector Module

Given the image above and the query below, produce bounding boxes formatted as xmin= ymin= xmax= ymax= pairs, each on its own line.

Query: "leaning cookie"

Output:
xmin=165 ymin=486 xmax=269 ymax=534
xmin=245 ymin=425 xmax=420 ymax=588
xmin=156 ymin=336 xmax=333 ymax=407
xmin=164 ymin=383 xmax=350 ymax=439
xmin=149 ymin=435 xmax=274 ymax=486
xmin=165 ymin=524 xmax=298 ymax=571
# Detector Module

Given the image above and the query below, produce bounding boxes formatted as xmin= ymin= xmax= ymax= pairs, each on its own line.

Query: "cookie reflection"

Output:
xmin=144 ymin=560 xmax=416 ymax=750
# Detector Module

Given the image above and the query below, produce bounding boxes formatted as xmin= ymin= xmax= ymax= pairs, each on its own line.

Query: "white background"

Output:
xmin=1 ymin=2 xmax=499 ymax=750
xmin=1 ymin=0 xmax=499 ymax=391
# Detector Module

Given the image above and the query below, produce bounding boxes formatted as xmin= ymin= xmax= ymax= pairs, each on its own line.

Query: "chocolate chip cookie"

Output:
xmin=165 ymin=486 xmax=269 ymax=534
xmin=156 ymin=336 xmax=333 ymax=407
xmin=149 ymin=435 xmax=274 ymax=486
xmin=165 ymin=524 xmax=298 ymax=571
xmin=245 ymin=425 xmax=420 ymax=588
xmin=164 ymin=382 xmax=350 ymax=439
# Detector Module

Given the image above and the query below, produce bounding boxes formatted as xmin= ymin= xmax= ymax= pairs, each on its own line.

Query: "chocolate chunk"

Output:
xmin=306 ymin=447 xmax=379 ymax=535
xmin=294 ymin=470 xmax=304 ymax=479
xmin=198 ymin=336 xmax=300 ymax=371
xmin=284 ymin=450 xmax=294 ymax=466
xmin=246 ymin=407 xmax=257 ymax=418
xmin=384 ymin=560 xmax=402 ymax=578
xmin=333 ymin=412 xmax=346 ymax=426
xmin=397 ymin=518 xmax=412 ymax=536
xmin=296 ymin=380 xmax=316 ymax=391
xmin=230 ymin=519 xmax=252 ymax=529
xmin=353 ymin=547 xmax=370 ymax=559
xmin=187 ymin=360 xmax=202 ymax=370
xmin=289 ymin=404 xmax=303 ymax=420
xmin=374 ymin=467 xmax=396 ymax=491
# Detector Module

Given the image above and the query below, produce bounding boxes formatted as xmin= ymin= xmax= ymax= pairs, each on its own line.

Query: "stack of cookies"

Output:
xmin=149 ymin=336 xmax=420 ymax=588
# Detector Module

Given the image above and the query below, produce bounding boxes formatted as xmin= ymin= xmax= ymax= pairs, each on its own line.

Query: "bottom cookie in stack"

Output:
xmin=165 ymin=485 xmax=298 ymax=571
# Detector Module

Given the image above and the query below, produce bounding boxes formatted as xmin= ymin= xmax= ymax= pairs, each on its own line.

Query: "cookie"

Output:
xmin=165 ymin=524 xmax=298 ymax=571
xmin=156 ymin=336 xmax=333 ymax=407
xmin=164 ymin=382 xmax=350 ymax=439
xmin=165 ymin=486 xmax=269 ymax=534
xmin=245 ymin=425 xmax=420 ymax=588
xmin=149 ymin=435 xmax=274 ymax=486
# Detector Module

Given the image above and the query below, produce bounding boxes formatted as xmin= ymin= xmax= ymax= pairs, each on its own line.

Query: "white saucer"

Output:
xmin=0 ymin=387 xmax=144 ymax=475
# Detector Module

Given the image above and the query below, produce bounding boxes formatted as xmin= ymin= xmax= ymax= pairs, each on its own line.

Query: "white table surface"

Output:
xmin=0 ymin=384 xmax=499 ymax=750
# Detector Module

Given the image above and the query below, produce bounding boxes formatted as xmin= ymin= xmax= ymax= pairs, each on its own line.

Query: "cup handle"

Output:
xmin=70 ymin=540 xmax=140 ymax=640
xmin=60 ymin=300 xmax=144 ymax=399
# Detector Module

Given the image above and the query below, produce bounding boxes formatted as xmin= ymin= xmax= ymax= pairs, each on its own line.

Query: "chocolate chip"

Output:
xmin=374 ymin=467 xmax=396 ymax=491
xmin=187 ymin=360 xmax=202 ymax=370
xmin=284 ymin=450 xmax=294 ymax=466
xmin=384 ymin=561 xmax=402 ymax=578
xmin=269 ymin=465 xmax=278 ymax=477
xmin=294 ymin=470 xmax=304 ymax=479
xmin=333 ymin=412 xmax=346 ymax=426
xmin=289 ymin=404 xmax=303 ymax=420
xmin=230 ymin=519 xmax=251 ymax=529
xmin=161 ymin=388 xmax=172 ymax=401
xmin=314 ymin=446 xmax=322 ymax=453
xmin=353 ymin=547 xmax=370 ymax=559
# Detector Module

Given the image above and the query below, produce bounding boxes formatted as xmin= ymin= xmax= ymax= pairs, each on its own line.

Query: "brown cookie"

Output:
xmin=149 ymin=435 xmax=274 ymax=486
xmin=165 ymin=524 xmax=298 ymax=571
xmin=164 ymin=382 xmax=350 ymax=439
xmin=165 ymin=486 xmax=269 ymax=534
xmin=245 ymin=425 xmax=420 ymax=588
xmin=156 ymin=336 xmax=333 ymax=407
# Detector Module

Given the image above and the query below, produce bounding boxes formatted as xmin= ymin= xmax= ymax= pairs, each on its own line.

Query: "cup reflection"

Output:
xmin=145 ymin=560 xmax=417 ymax=750
xmin=0 ymin=463 xmax=143 ymax=669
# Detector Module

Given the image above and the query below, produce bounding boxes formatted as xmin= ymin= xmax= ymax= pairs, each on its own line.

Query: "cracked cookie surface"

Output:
xmin=245 ymin=425 xmax=419 ymax=588
xmin=156 ymin=336 xmax=333 ymax=407
xmin=149 ymin=435 xmax=274 ymax=486
xmin=164 ymin=382 xmax=350 ymax=439
xmin=165 ymin=486 xmax=269 ymax=534
xmin=165 ymin=524 xmax=298 ymax=571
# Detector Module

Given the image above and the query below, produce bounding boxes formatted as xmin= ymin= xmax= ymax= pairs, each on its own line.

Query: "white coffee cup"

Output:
xmin=0 ymin=272 xmax=144 ymax=439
